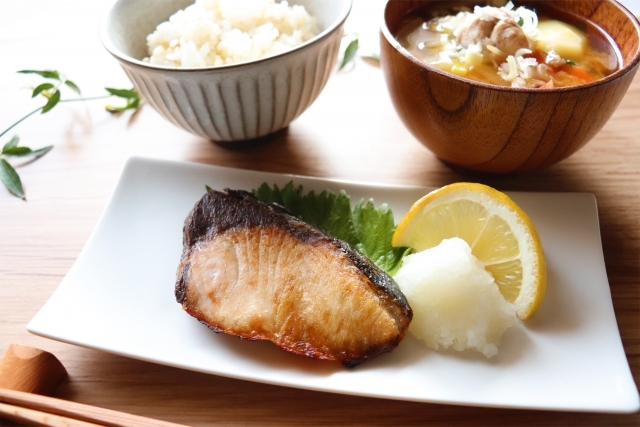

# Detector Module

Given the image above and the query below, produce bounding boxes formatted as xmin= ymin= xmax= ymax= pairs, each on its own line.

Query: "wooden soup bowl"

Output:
xmin=380 ymin=0 xmax=640 ymax=173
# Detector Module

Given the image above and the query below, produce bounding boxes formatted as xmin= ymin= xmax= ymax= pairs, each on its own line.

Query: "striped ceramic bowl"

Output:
xmin=100 ymin=0 xmax=351 ymax=142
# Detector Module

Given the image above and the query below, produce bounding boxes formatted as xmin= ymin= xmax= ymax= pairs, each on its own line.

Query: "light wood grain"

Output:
xmin=0 ymin=401 xmax=103 ymax=427
xmin=0 ymin=388 xmax=188 ymax=427
xmin=0 ymin=344 xmax=188 ymax=426
xmin=0 ymin=0 xmax=638 ymax=426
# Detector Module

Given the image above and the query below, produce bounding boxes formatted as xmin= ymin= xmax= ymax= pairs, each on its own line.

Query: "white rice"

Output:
xmin=144 ymin=0 xmax=320 ymax=67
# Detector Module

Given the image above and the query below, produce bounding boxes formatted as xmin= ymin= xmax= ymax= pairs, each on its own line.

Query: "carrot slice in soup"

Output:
xmin=559 ymin=64 xmax=595 ymax=82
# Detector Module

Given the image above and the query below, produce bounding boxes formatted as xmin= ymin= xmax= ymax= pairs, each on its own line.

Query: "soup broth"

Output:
xmin=396 ymin=1 xmax=620 ymax=88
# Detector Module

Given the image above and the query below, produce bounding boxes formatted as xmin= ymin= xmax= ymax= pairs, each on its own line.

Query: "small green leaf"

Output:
xmin=0 ymin=158 xmax=25 ymax=199
xmin=2 ymin=147 xmax=32 ymax=156
xmin=29 ymin=145 xmax=54 ymax=158
xmin=18 ymin=69 xmax=60 ymax=80
xmin=566 ymin=59 xmax=576 ymax=66
xmin=32 ymin=83 xmax=55 ymax=98
xmin=126 ymin=97 xmax=140 ymax=110
xmin=339 ymin=38 xmax=359 ymax=71
xmin=105 ymin=87 xmax=139 ymax=98
xmin=105 ymin=88 xmax=141 ymax=113
xmin=352 ymin=199 xmax=409 ymax=275
xmin=106 ymin=97 xmax=140 ymax=114
xmin=41 ymin=89 xmax=61 ymax=113
xmin=2 ymin=135 xmax=20 ymax=152
xmin=205 ymin=184 xmax=213 ymax=192
xmin=1 ymin=145 xmax=52 ymax=158
xmin=64 ymin=79 xmax=81 ymax=94
xmin=252 ymin=182 xmax=408 ymax=275
xmin=517 ymin=17 xmax=524 ymax=26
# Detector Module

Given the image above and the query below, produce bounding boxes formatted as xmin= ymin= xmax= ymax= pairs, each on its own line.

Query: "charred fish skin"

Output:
xmin=176 ymin=189 xmax=412 ymax=367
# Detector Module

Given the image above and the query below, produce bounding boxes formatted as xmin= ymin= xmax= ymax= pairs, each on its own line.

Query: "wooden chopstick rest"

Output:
xmin=0 ymin=344 xmax=189 ymax=427
xmin=0 ymin=343 xmax=67 ymax=396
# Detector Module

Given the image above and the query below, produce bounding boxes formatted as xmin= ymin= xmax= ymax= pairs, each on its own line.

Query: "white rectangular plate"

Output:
xmin=28 ymin=156 xmax=639 ymax=413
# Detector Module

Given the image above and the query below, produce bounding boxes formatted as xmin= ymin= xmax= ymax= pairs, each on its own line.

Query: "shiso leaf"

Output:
xmin=252 ymin=182 xmax=408 ymax=275
xmin=0 ymin=158 xmax=25 ymax=200
xmin=352 ymin=199 xmax=412 ymax=276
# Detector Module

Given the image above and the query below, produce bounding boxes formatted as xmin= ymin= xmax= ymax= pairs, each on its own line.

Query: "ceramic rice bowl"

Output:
xmin=101 ymin=0 xmax=352 ymax=142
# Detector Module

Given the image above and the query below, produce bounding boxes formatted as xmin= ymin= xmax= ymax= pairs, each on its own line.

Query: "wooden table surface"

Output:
xmin=1 ymin=0 xmax=639 ymax=425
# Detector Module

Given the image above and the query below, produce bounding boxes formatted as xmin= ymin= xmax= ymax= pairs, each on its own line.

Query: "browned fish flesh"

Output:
xmin=175 ymin=189 xmax=412 ymax=367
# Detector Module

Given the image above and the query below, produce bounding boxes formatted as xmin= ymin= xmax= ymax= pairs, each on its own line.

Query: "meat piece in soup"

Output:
xmin=396 ymin=2 xmax=619 ymax=88
xmin=490 ymin=18 xmax=529 ymax=55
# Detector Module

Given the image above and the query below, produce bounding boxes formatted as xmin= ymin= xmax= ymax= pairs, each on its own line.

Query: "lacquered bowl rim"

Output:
xmin=380 ymin=0 xmax=640 ymax=93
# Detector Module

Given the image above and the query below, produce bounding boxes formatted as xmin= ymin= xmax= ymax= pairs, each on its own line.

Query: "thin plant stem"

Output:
xmin=0 ymin=94 xmax=111 ymax=140
xmin=0 ymin=106 xmax=42 ymax=139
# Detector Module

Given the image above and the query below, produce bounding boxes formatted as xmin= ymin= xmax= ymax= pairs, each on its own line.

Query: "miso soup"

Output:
xmin=396 ymin=1 xmax=620 ymax=88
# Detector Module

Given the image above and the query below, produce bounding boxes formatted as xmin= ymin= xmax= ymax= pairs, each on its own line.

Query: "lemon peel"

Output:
xmin=392 ymin=183 xmax=546 ymax=320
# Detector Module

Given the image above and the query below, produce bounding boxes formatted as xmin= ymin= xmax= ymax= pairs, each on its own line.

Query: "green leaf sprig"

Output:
xmin=338 ymin=34 xmax=380 ymax=70
xmin=339 ymin=34 xmax=360 ymax=71
xmin=0 ymin=135 xmax=53 ymax=200
xmin=105 ymin=88 xmax=141 ymax=113
xmin=1 ymin=69 xmax=142 ymax=200
xmin=252 ymin=182 xmax=411 ymax=275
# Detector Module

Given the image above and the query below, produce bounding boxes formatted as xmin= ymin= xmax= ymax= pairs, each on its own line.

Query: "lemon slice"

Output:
xmin=392 ymin=183 xmax=546 ymax=320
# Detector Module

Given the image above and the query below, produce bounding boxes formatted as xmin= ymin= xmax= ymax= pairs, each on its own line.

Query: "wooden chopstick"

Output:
xmin=0 ymin=401 xmax=104 ymax=426
xmin=0 ymin=388 xmax=188 ymax=427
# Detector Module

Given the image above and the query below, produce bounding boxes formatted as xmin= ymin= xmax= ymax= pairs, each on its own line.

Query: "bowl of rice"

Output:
xmin=100 ymin=0 xmax=352 ymax=142
xmin=380 ymin=0 xmax=640 ymax=173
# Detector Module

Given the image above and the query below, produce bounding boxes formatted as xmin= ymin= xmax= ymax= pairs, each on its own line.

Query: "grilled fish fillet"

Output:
xmin=176 ymin=189 xmax=412 ymax=366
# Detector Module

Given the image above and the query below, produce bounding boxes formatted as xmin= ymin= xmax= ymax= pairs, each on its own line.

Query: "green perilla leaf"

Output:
xmin=252 ymin=182 xmax=408 ymax=275
xmin=352 ymin=199 xmax=411 ymax=276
